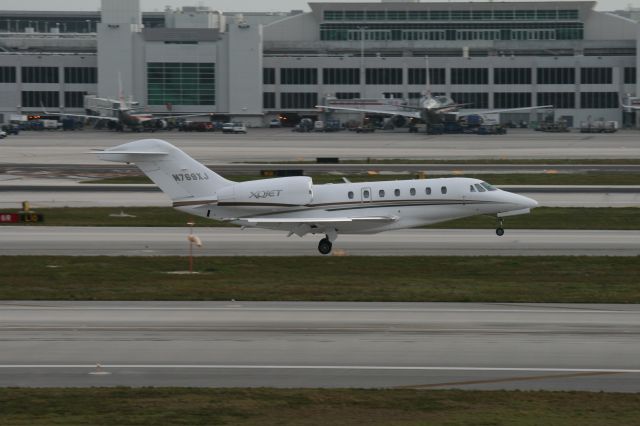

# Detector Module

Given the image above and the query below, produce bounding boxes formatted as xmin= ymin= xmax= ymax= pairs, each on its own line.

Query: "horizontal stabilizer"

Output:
xmin=96 ymin=150 xmax=169 ymax=163
xmin=96 ymin=150 xmax=169 ymax=156
xmin=173 ymin=197 xmax=218 ymax=208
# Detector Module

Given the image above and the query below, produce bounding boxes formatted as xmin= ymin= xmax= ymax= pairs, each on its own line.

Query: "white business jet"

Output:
xmin=98 ymin=139 xmax=538 ymax=255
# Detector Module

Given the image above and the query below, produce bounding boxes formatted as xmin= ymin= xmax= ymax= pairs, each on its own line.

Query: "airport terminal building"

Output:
xmin=1 ymin=0 xmax=639 ymax=127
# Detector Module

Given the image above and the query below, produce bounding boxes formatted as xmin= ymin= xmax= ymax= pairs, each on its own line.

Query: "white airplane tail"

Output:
xmin=97 ymin=139 xmax=233 ymax=201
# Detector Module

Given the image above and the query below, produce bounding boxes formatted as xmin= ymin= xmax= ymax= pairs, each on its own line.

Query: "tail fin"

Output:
xmin=97 ymin=139 xmax=233 ymax=201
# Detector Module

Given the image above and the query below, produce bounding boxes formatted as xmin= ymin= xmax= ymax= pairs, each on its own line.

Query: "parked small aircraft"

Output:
xmin=97 ymin=139 xmax=538 ymax=254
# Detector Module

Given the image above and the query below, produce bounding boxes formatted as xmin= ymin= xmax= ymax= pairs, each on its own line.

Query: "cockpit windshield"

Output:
xmin=480 ymin=182 xmax=498 ymax=191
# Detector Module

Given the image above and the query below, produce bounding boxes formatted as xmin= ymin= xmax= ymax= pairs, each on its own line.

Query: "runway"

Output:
xmin=1 ymin=186 xmax=638 ymax=208
xmin=2 ymin=129 xmax=640 ymax=163
xmin=1 ymin=177 xmax=639 ymax=208
xmin=0 ymin=301 xmax=638 ymax=391
xmin=0 ymin=227 xmax=638 ymax=256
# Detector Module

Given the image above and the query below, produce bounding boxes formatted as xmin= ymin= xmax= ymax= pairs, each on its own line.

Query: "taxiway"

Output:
xmin=0 ymin=227 xmax=638 ymax=256
xmin=0 ymin=301 xmax=638 ymax=391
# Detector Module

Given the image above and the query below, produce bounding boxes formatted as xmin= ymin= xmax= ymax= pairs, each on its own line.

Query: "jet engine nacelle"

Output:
xmin=391 ymin=115 xmax=407 ymax=128
xmin=217 ymin=176 xmax=313 ymax=206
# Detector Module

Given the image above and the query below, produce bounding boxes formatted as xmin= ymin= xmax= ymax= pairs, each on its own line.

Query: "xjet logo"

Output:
xmin=250 ymin=190 xmax=283 ymax=199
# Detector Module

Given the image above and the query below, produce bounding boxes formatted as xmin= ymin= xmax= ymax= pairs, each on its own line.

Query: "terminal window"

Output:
xmin=366 ymin=68 xmax=402 ymax=85
xmin=537 ymin=92 xmax=575 ymax=109
xmin=580 ymin=68 xmax=612 ymax=85
xmin=408 ymin=68 xmax=446 ymax=85
xmin=280 ymin=92 xmax=318 ymax=109
xmin=494 ymin=92 xmax=532 ymax=109
xmin=64 ymin=91 xmax=87 ymax=108
xmin=451 ymin=92 xmax=488 ymax=109
xmin=494 ymin=68 xmax=532 ymax=85
xmin=321 ymin=24 xmax=581 ymax=42
xmin=624 ymin=67 xmax=637 ymax=84
xmin=263 ymin=92 xmax=276 ymax=109
xmin=0 ymin=67 xmax=16 ymax=83
xmin=21 ymin=91 xmax=59 ymax=108
xmin=322 ymin=9 xmax=579 ymax=22
xmin=147 ymin=63 xmax=215 ymax=106
xmin=64 ymin=67 xmax=97 ymax=84
xmin=537 ymin=67 xmax=575 ymax=84
xmin=263 ymin=68 xmax=276 ymax=85
xmin=21 ymin=67 xmax=59 ymax=84
xmin=580 ymin=92 xmax=618 ymax=109
xmin=281 ymin=68 xmax=318 ymax=85
xmin=335 ymin=92 xmax=361 ymax=99
xmin=323 ymin=68 xmax=360 ymax=85
xmin=451 ymin=68 xmax=488 ymax=85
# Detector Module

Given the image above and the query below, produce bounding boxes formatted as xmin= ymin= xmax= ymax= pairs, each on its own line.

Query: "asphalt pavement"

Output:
xmin=1 ymin=301 xmax=638 ymax=391
xmin=0 ymin=227 xmax=638 ymax=256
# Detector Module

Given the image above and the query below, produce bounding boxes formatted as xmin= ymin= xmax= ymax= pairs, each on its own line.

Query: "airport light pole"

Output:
xmin=358 ymin=26 xmax=367 ymax=96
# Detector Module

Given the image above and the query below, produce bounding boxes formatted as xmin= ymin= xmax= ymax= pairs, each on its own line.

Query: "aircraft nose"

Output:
xmin=520 ymin=195 xmax=539 ymax=209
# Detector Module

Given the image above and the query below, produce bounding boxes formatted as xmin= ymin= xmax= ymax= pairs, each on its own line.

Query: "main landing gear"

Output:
xmin=496 ymin=217 xmax=505 ymax=236
xmin=317 ymin=230 xmax=338 ymax=255
xmin=318 ymin=238 xmax=332 ymax=255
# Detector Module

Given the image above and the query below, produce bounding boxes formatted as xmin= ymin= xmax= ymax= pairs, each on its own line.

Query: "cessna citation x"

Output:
xmin=98 ymin=139 xmax=538 ymax=255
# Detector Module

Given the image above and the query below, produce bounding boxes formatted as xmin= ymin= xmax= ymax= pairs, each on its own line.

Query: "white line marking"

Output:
xmin=0 ymin=365 xmax=639 ymax=373
xmin=0 ymin=307 xmax=636 ymax=314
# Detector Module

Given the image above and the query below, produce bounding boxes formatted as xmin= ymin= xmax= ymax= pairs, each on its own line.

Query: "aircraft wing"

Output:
xmin=456 ymin=105 xmax=554 ymax=117
xmin=621 ymin=103 xmax=640 ymax=110
xmin=238 ymin=216 xmax=398 ymax=224
xmin=43 ymin=111 xmax=120 ymax=122
xmin=137 ymin=113 xmax=213 ymax=123
xmin=315 ymin=105 xmax=421 ymax=119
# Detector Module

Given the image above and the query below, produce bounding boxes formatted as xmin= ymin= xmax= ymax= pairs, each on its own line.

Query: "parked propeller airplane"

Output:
xmin=97 ymin=139 xmax=538 ymax=255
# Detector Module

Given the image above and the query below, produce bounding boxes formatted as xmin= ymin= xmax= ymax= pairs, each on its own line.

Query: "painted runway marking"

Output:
xmin=0 ymin=305 xmax=636 ymax=314
xmin=1 ymin=365 xmax=639 ymax=373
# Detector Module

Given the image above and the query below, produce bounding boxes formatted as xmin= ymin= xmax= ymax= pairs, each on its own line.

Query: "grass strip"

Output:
xmin=0 ymin=256 xmax=637 ymax=302
xmin=247 ymin=158 xmax=640 ymax=165
xmin=3 ymin=207 xmax=639 ymax=229
xmin=1 ymin=388 xmax=640 ymax=426
xmin=85 ymin=172 xmax=640 ymax=186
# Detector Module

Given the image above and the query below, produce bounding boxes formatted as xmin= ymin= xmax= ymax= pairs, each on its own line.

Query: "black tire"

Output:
xmin=318 ymin=238 xmax=333 ymax=255
xmin=496 ymin=227 xmax=505 ymax=237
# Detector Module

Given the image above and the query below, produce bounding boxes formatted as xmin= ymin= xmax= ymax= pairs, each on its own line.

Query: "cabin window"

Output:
xmin=470 ymin=185 xmax=476 ymax=192
xmin=481 ymin=182 xmax=498 ymax=191
xmin=394 ymin=189 xmax=400 ymax=197
xmin=363 ymin=190 xmax=370 ymax=198
xmin=379 ymin=189 xmax=385 ymax=197
xmin=474 ymin=183 xmax=486 ymax=192
xmin=441 ymin=186 xmax=447 ymax=194
xmin=410 ymin=188 xmax=416 ymax=196
xmin=348 ymin=191 xmax=354 ymax=199
xmin=425 ymin=187 xmax=432 ymax=195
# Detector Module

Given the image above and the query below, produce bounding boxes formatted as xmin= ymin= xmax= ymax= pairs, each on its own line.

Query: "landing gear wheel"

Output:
xmin=318 ymin=238 xmax=333 ymax=255
xmin=495 ymin=217 xmax=505 ymax=237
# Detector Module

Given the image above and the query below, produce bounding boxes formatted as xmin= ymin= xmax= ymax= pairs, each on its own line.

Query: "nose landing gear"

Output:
xmin=496 ymin=217 xmax=505 ymax=236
